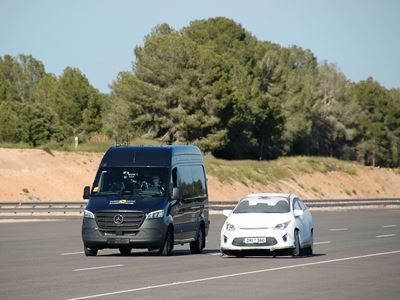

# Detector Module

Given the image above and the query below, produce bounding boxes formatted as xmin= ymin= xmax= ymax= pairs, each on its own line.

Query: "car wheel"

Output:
xmin=307 ymin=230 xmax=314 ymax=256
xmin=119 ymin=247 xmax=132 ymax=256
xmin=158 ymin=228 xmax=173 ymax=256
xmin=235 ymin=251 xmax=245 ymax=258
xmin=291 ymin=230 xmax=301 ymax=257
xmin=84 ymin=246 xmax=98 ymax=256
xmin=190 ymin=226 xmax=205 ymax=254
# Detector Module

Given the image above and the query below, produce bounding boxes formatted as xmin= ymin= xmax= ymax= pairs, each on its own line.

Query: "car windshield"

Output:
xmin=92 ymin=167 xmax=168 ymax=197
xmin=233 ymin=197 xmax=290 ymax=214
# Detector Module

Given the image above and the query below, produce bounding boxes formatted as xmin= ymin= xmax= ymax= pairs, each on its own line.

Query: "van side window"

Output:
xmin=172 ymin=168 xmax=178 ymax=188
xmin=192 ymin=165 xmax=206 ymax=197
xmin=179 ymin=166 xmax=194 ymax=199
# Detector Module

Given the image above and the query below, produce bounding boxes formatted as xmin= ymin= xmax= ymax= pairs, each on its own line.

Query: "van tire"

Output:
xmin=84 ymin=246 xmax=98 ymax=256
xmin=159 ymin=228 xmax=173 ymax=256
xmin=190 ymin=226 xmax=205 ymax=254
xmin=119 ymin=247 xmax=132 ymax=256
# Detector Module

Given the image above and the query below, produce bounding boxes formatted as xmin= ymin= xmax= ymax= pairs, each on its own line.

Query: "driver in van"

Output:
xmin=147 ymin=175 xmax=164 ymax=195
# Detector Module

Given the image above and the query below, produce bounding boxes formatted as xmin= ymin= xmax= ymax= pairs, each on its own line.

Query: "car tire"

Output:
xmin=291 ymin=230 xmax=301 ymax=257
xmin=84 ymin=246 xmax=98 ymax=256
xmin=158 ymin=228 xmax=173 ymax=256
xmin=119 ymin=247 xmax=132 ymax=256
xmin=306 ymin=230 xmax=314 ymax=256
xmin=235 ymin=251 xmax=245 ymax=258
xmin=190 ymin=226 xmax=205 ymax=254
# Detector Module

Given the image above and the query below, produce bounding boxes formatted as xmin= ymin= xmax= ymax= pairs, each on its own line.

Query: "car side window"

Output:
xmin=298 ymin=200 xmax=307 ymax=211
xmin=294 ymin=200 xmax=302 ymax=211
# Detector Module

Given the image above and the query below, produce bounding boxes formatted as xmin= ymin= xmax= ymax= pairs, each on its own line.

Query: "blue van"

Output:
xmin=81 ymin=145 xmax=209 ymax=256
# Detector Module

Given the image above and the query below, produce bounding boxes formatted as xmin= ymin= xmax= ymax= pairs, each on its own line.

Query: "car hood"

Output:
xmin=226 ymin=213 xmax=292 ymax=229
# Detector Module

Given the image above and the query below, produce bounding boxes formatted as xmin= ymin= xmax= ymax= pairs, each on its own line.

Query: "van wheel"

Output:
xmin=84 ymin=246 xmax=98 ymax=256
xmin=119 ymin=247 xmax=132 ymax=256
xmin=159 ymin=228 xmax=173 ymax=256
xmin=190 ymin=226 xmax=205 ymax=254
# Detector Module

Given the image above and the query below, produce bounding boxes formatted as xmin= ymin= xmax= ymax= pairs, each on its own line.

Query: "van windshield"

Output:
xmin=92 ymin=167 xmax=168 ymax=197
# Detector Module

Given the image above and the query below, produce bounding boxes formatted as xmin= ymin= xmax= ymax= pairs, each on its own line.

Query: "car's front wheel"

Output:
xmin=306 ymin=230 xmax=314 ymax=256
xmin=291 ymin=230 xmax=301 ymax=257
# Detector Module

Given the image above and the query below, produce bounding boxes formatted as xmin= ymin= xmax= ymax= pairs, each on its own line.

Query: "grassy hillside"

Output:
xmin=205 ymin=155 xmax=358 ymax=185
xmin=0 ymin=145 xmax=399 ymax=201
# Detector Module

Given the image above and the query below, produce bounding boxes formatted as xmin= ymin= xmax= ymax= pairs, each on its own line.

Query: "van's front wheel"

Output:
xmin=159 ymin=228 xmax=173 ymax=256
xmin=84 ymin=246 xmax=98 ymax=256
xmin=190 ymin=226 xmax=205 ymax=254
xmin=119 ymin=247 xmax=132 ymax=256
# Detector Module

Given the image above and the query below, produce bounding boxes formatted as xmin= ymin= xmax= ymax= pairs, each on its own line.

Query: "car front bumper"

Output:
xmin=220 ymin=228 xmax=295 ymax=252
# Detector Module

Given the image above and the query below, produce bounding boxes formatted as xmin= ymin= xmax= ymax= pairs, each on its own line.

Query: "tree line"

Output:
xmin=1 ymin=17 xmax=399 ymax=167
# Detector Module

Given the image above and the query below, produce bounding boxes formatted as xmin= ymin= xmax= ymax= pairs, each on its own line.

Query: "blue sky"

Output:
xmin=1 ymin=0 xmax=399 ymax=93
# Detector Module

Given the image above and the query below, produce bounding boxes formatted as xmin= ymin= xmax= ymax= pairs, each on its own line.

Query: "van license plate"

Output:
xmin=107 ymin=238 xmax=130 ymax=245
xmin=244 ymin=237 xmax=266 ymax=244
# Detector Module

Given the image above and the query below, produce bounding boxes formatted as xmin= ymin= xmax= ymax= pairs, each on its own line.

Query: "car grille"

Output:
xmin=232 ymin=237 xmax=277 ymax=247
xmin=95 ymin=211 xmax=145 ymax=231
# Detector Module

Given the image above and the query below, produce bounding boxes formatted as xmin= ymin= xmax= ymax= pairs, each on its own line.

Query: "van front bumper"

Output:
xmin=82 ymin=217 xmax=168 ymax=249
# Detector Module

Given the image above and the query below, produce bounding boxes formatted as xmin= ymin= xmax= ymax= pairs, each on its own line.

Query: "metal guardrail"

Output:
xmin=0 ymin=198 xmax=400 ymax=214
xmin=0 ymin=202 xmax=86 ymax=214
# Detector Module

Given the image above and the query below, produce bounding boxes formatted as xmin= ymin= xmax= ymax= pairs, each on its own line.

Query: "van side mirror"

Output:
xmin=83 ymin=186 xmax=90 ymax=200
xmin=294 ymin=209 xmax=304 ymax=217
xmin=172 ymin=187 xmax=180 ymax=200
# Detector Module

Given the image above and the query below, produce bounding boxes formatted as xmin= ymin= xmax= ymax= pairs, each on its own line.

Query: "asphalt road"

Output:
xmin=1 ymin=209 xmax=400 ymax=299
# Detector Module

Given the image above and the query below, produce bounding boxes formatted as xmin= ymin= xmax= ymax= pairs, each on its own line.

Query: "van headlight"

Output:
xmin=225 ymin=222 xmax=236 ymax=231
xmin=83 ymin=209 xmax=95 ymax=219
xmin=146 ymin=209 xmax=164 ymax=219
xmin=274 ymin=221 xmax=291 ymax=230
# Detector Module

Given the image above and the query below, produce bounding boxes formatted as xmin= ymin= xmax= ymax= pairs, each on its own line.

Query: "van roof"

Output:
xmin=100 ymin=145 xmax=202 ymax=167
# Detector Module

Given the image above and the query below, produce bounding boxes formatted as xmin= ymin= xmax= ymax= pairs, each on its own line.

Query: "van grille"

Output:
xmin=95 ymin=211 xmax=145 ymax=230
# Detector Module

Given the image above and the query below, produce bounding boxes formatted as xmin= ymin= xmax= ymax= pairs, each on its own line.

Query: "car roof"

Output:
xmin=244 ymin=193 xmax=295 ymax=199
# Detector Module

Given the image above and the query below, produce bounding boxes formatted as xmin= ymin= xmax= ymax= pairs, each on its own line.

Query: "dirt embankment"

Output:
xmin=0 ymin=148 xmax=399 ymax=201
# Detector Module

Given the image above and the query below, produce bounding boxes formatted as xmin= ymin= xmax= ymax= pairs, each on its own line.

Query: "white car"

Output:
xmin=220 ymin=193 xmax=313 ymax=257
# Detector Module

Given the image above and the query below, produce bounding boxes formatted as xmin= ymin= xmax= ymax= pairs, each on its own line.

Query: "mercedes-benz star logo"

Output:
xmin=114 ymin=214 xmax=124 ymax=225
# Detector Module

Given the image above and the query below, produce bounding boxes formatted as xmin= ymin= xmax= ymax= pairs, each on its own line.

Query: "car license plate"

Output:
xmin=244 ymin=237 xmax=266 ymax=244
xmin=107 ymin=238 xmax=130 ymax=245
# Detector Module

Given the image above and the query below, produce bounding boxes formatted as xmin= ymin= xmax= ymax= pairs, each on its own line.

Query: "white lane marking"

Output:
xmin=314 ymin=241 xmax=331 ymax=245
xmin=208 ymin=252 xmax=222 ymax=256
xmin=65 ymin=250 xmax=400 ymax=300
xmin=382 ymin=225 xmax=397 ymax=228
xmin=376 ymin=234 xmax=396 ymax=238
xmin=61 ymin=252 xmax=84 ymax=256
xmin=73 ymin=264 xmax=124 ymax=272
xmin=329 ymin=228 xmax=348 ymax=231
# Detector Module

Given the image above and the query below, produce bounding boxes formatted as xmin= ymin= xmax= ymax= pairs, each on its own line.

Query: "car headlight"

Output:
xmin=83 ymin=209 xmax=95 ymax=219
xmin=225 ymin=222 xmax=236 ymax=231
xmin=146 ymin=209 xmax=164 ymax=219
xmin=274 ymin=221 xmax=291 ymax=230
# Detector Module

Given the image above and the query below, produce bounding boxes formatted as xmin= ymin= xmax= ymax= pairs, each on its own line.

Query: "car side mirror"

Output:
xmin=294 ymin=209 xmax=304 ymax=217
xmin=223 ymin=209 xmax=232 ymax=217
xmin=172 ymin=187 xmax=180 ymax=200
xmin=83 ymin=186 xmax=90 ymax=200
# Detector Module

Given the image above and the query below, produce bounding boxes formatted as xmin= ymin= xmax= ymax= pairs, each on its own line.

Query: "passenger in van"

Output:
xmin=145 ymin=175 xmax=165 ymax=196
